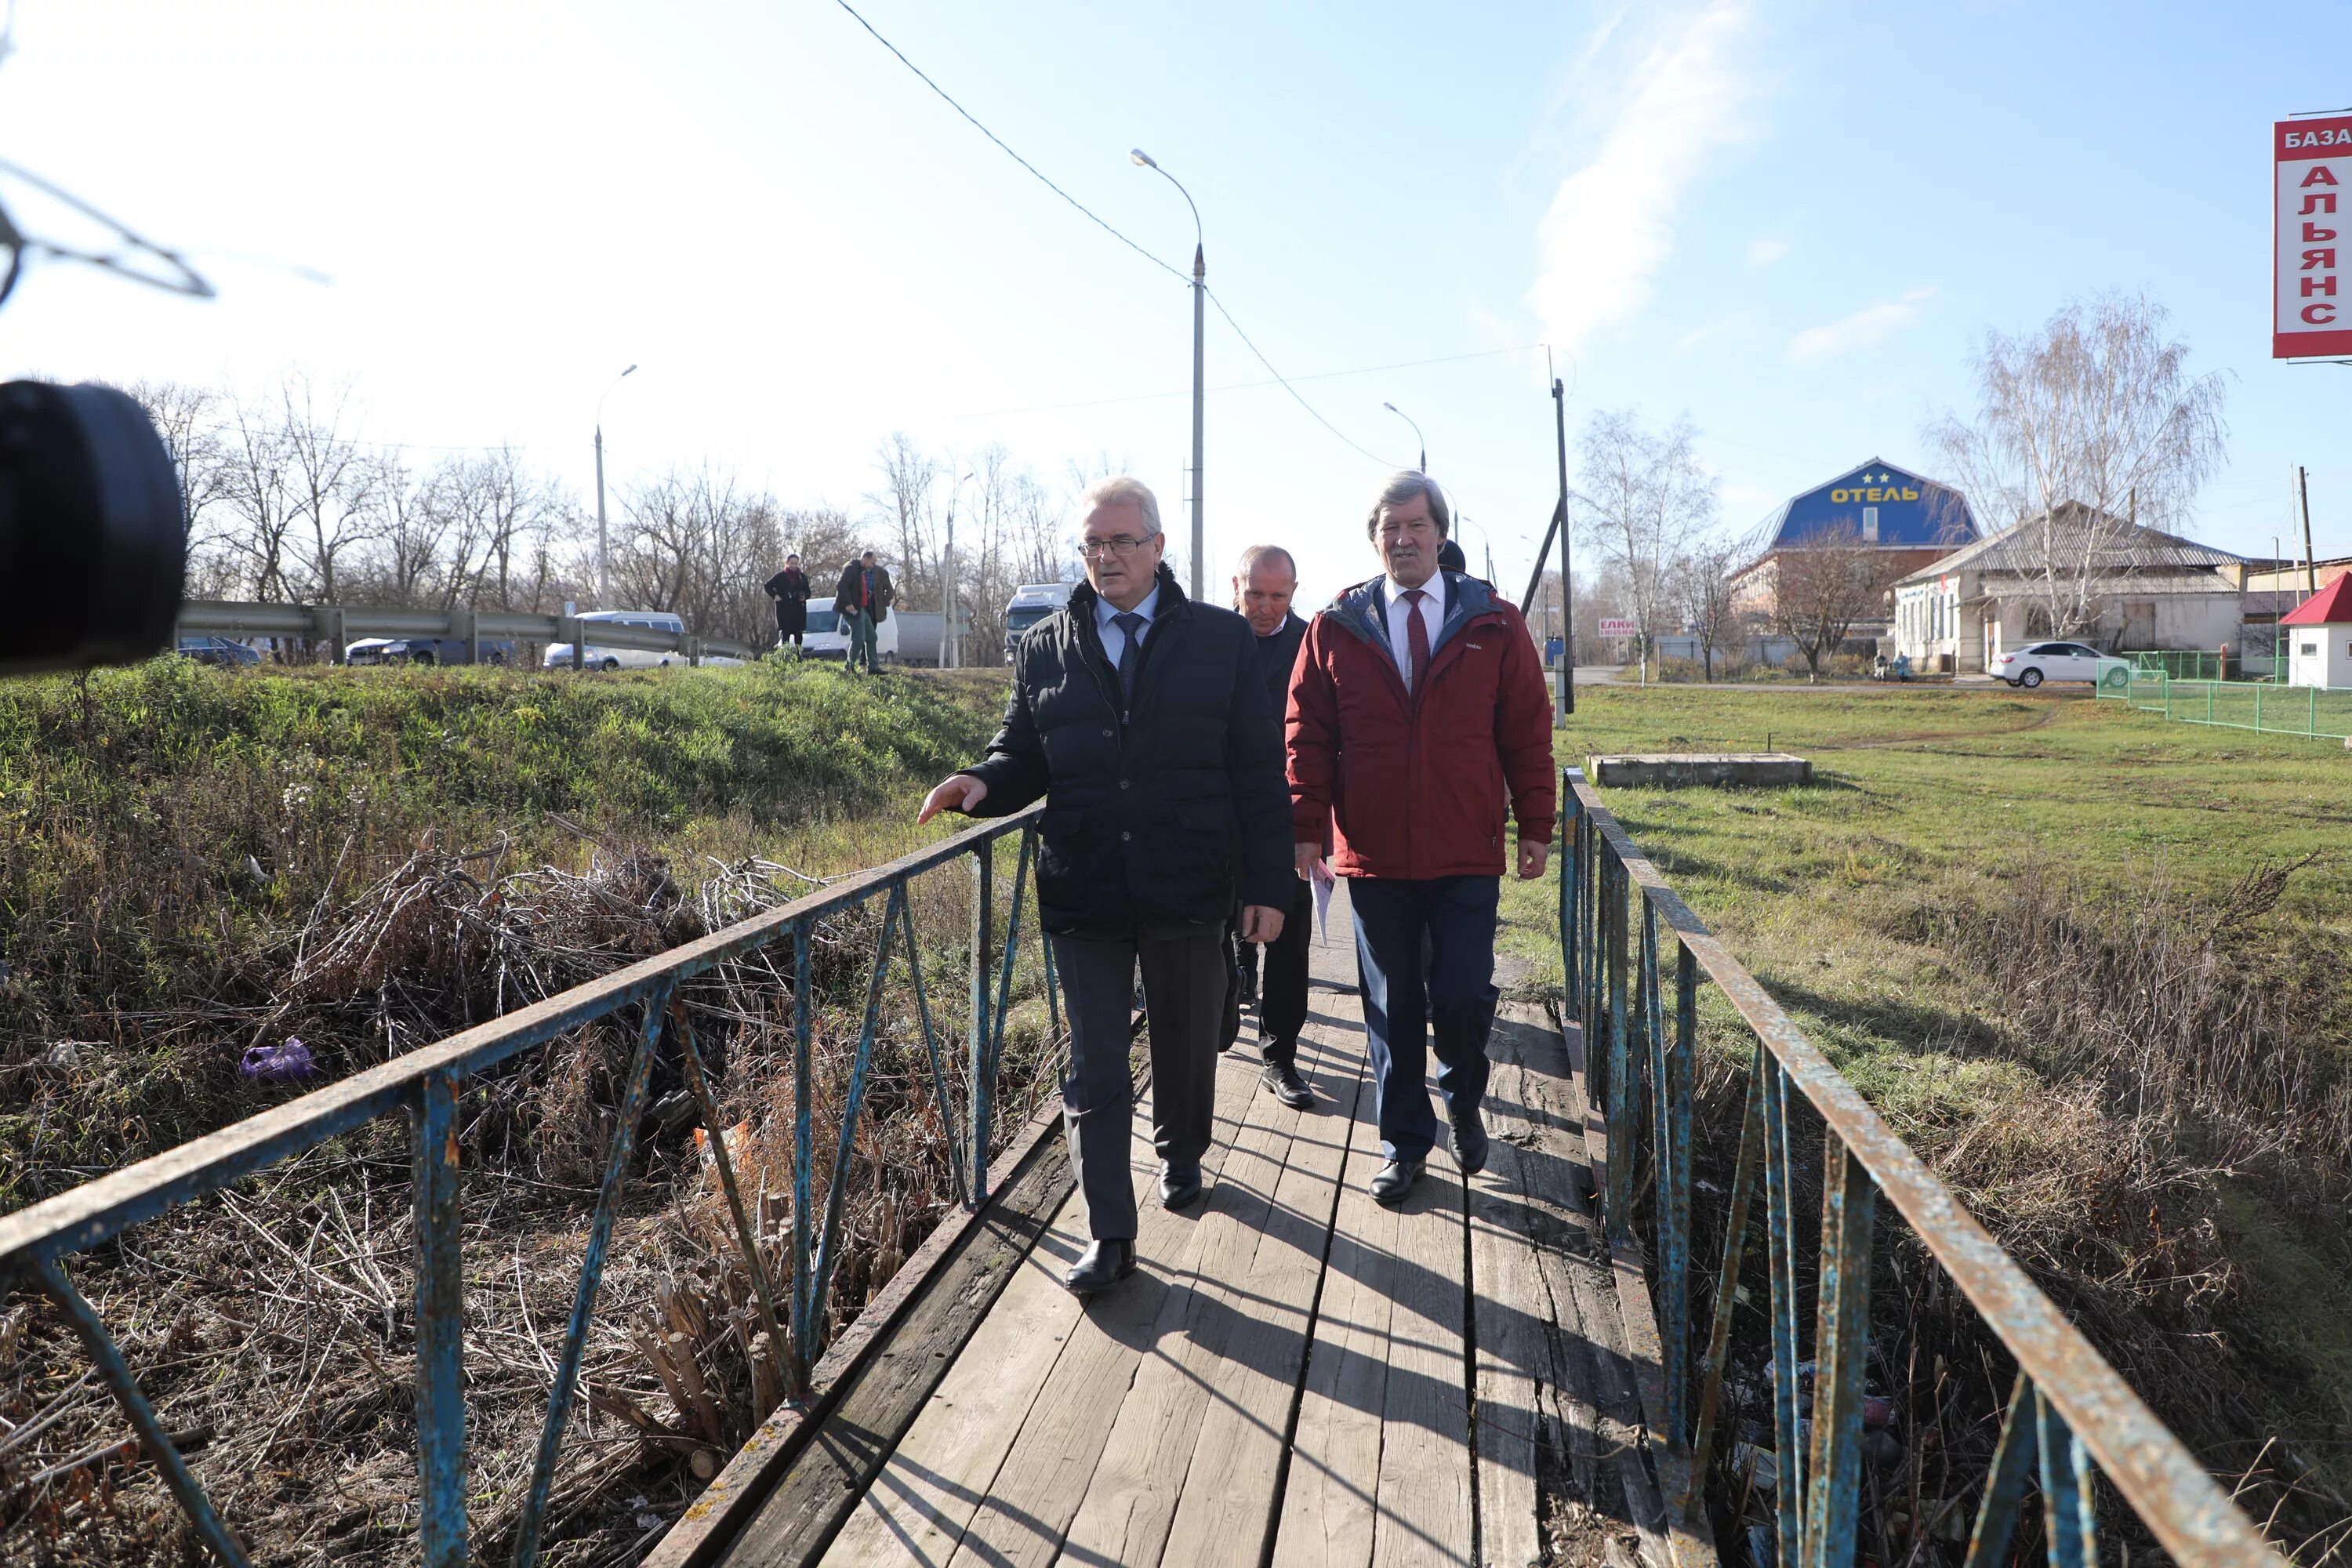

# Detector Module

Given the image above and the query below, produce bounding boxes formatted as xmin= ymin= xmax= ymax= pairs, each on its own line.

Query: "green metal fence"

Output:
xmin=2126 ymin=650 xmax=2235 ymax=681
xmin=2107 ymin=669 xmax=2352 ymax=742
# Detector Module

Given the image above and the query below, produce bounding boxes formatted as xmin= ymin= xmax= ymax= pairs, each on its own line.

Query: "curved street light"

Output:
xmin=1381 ymin=401 xmax=1426 ymax=474
xmin=594 ymin=364 xmax=638 ymax=608
xmin=1131 ymin=148 xmax=1206 ymax=598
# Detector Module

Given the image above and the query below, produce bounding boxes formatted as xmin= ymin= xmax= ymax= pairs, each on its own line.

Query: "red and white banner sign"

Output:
xmin=1595 ymin=617 xmax=1639 ymax=638
xmin=2277 ymin=114 xmax=2352 ymax=359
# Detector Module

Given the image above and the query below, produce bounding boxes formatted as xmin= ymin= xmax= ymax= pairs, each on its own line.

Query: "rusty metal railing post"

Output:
xmin=1802 ymin=1146 xmax=1876 ymax=1568
xmin=969 ymin=840 xmax=996 ymax=1203
xmin=1662 ymin=936 xmax=1697 ymax=1444
xmin=807 ymin=884 xmax=904 ymax=1363
xmin=790 ymin=916 xmax=815 ymax=1396
xmin=413 ymin=1067 xmax=467 ymax=1568
xmin=1604 ymin=851 xmax=1634 ymax=1236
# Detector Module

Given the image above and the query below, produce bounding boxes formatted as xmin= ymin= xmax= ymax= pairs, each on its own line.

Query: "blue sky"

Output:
xmin=2 ymin=0 xmax=2346 ymax=608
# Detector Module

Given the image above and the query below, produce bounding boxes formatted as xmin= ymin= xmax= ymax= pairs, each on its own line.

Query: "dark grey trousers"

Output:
xmin=1048 ymin=925 xmax=1226 ymax=1240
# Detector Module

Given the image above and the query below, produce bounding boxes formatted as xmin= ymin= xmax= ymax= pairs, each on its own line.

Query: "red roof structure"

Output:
xmin=2281 ymin=573 xmax=2352 ymax=625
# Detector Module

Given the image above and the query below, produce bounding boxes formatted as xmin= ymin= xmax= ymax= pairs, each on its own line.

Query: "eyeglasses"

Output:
xmin=1081 ymin=533 xmax=1158 ymax=559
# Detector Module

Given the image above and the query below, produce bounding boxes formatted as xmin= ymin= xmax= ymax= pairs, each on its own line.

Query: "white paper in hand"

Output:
xmin=1312 ymin=862 xmax=1336 ymax=946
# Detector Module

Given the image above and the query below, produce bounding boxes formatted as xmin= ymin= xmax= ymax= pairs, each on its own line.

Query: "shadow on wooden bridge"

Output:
xmin=655 ymin=882 xmax=1707 ymax=1568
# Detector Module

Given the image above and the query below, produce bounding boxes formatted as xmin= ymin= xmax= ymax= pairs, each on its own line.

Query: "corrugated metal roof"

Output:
xmin=1894 ymin=503 xmax=2245 ymax=583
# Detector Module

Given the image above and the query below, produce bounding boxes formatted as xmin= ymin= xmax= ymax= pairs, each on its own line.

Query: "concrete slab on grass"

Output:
xmin=1586 ymin=752 xmax=1812 ymax=788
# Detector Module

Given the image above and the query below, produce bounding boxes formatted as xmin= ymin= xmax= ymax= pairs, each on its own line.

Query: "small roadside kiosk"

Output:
xmin=2281 ymin=574 xmax=2352 ymax=688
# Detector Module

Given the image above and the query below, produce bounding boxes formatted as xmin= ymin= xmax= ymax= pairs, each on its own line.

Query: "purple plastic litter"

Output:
xmin=1863 ymin=1395 xmax=1896 ymax=1430
xmin=241 ymin=1038 xmax=316 ymax=1083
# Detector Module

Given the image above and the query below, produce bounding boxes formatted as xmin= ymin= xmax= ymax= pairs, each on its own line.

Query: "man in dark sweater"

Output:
xmin=918 ymin=477 xmax=1290 ymax=1294
xmin=1229 ymin=545 xmax=1316 ymax=1110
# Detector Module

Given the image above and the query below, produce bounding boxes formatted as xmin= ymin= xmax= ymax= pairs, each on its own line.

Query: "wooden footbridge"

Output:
xmin=655 ymin=883 xmax=1693 ymax=1567
xmin=0 ymin=771 xmax=2288 ymax=1568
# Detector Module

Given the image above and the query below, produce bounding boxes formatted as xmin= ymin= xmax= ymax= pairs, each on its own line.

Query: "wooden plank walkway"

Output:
xmin=689 ymin=885 xmax=1708 ymax=1568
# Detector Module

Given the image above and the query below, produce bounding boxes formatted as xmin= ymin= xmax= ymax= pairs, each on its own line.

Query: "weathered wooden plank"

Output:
xmin=1054 ymin=1044 xmax=1318 ymax=1563
xmin=814 ymin=1181 xmax=1092 ymax=1564
xmin=1368 ymin=1156 xmax=1474 ymax=1568
xmin=938 ymin=1039 xmax=1290 ymax=1568
xmin=1469 ymin=1051 xmax=1557 ymax=1568
xmin=1269 ymin=1051 xmax=1399 ymax=1568
xmin=1160 ymin=1025 xmax=1368 ymax=1566
xmin=659 ymin=1093 xmax=1071 ymax=1568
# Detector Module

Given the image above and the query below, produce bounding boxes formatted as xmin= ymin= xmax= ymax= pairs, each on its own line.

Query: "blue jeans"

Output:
xmin=1350 ymin=874 xmax=1501 ymax=1163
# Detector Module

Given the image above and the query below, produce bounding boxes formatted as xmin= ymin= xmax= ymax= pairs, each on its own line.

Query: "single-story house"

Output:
xmin=2282 ymin=574 xmax=2352 ymax=688
xmin=1889 ymin=505 xmax=2248 ymax=674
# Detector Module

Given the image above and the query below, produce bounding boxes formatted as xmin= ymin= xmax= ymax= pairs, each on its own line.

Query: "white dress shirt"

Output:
xmin=1094 ymin=582 xmax=1162 ymax=668
xmin=1380 ymin=572 xmax=1446 ymax=691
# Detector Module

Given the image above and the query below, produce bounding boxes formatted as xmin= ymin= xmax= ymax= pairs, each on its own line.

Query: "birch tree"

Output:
xmin=1574 ymin=410 xmax=1718 ymax=672
xmin=1924 ymin=293 xmax=2228 ymax=637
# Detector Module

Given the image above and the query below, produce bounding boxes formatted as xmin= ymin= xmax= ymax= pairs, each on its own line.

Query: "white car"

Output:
xmin=544 ymin=610 xmax=692 ymax=671
xmin=1992 ymin=641 xmax=2132 ymax=689
xmin=798 ymin=606 xmax=900 ymax=665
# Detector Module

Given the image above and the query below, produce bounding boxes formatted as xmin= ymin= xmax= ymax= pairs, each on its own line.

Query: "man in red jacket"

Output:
xmin=1288 ymin=472 xmax=1555 ymax=1204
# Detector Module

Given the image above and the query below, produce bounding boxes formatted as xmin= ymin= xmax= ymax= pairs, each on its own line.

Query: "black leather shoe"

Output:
xmin=1261 ymin=1061 xmax=1314 ymax=1110
xmin=1450 ymin=1109 xmax=1490 ymax=1177
xmin=1065 ymin=1239 xmax=1137 ymax=1296
xmin=1369 ymin=1158 xmax=1425 ymax=1206
xmin=1158 ymin=1164 xmax=1203 ymax=1210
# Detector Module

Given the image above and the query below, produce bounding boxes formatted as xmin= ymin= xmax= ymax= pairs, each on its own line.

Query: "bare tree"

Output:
xmin=217 ymin=394 xmax=303 ymax=603
xmin=278 ymin=376 xmax=377 ymax=603
xmin=870 ymin=432 xmax=942 ymax=609
xmin=1769 ymin=523 xmax=1900 ymax=681
xmin=369 ymin=452 xmax=445 ymax=606
xmin=1574 ymin=409 xmax=1718 ymax=676
xmin=1007 ymin=471 xmax=1073 ymax=586
xmin=1675 ymin=539 xmax=1744 ymax=680
xmin=1924 ymin=292 xmax=2228 ymax=637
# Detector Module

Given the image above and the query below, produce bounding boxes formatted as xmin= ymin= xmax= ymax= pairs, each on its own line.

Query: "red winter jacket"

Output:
xmin=1287 ymin=572 xmax=1556 ymax=880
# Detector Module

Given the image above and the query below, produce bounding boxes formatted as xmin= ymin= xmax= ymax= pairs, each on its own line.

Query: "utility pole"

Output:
xmin=593 ymin=364 xmax=637 ymax=608
xmin=2299 ymin=465 xmax=2318 ymax=596
xmin=944 ymin=470 xmax=974 ymax=670
xmin=1132 ymin=149 xmax=1205 ymax=599
xmin=1553 ymin=374 xmax=1573 ymax=722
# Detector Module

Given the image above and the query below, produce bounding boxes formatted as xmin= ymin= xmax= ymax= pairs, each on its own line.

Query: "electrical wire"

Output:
xmin=831 ymin=0 xmax=1405 ymax=470
xmin=918 ymin=343 xmax=1544 ymax=421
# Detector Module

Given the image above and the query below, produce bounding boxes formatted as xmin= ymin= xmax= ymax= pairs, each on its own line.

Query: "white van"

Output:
xmin=799 ymin=605 xmax=901 ymax=665
xmin=1001 ymin=583 xmax=1075 ymax=662
xmin=545 ymin=610 xmax=689 ymax=670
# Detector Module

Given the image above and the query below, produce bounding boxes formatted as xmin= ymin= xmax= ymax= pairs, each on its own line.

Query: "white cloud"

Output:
xmin=1786 ymin=286 xmax=1937 ymax=362
xmin=1744 ymin=237 xmax=1789 ymax=267
xmin=1526 ymin=2 xmax=1759 ymax=354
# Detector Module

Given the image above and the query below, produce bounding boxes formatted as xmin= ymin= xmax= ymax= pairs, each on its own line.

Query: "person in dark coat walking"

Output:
xmin=1225 ymin=544 xmax=1316 ymax=1111
xmin=918 ymin=477 xmax=1290 ymax=1295
xmin=766 ymin=554 xmax=811 ymax=654
xmin=1288 ymin=472 xmax=1556 ymax=1207
xmin=833 ymin=550 xmax=892 ymax=673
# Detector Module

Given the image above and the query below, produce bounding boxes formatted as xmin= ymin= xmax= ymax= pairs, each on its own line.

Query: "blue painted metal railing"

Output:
xmin=0 ymin=804 xmax=1050 ymax=1567
xmin=1559 ymin=769 xmax=2279 ymax=1568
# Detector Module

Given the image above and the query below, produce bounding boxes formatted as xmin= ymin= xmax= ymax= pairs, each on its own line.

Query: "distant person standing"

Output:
xmin=1288 ymin=472 xmax=1555 ymax=1205
xmin=833 ymin=550 xmax=893 ymax=674
xmin=1228 ymin=544 xmax=1316 ymax=1111
xmin=766 ymin=553 xmax=811 ymax=655
xmin=916 ymin=477 xmax=1290 ymax=1296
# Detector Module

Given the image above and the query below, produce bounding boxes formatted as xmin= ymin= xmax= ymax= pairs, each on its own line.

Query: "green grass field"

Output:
xmin=1501 ymin=681 xmax=2352 ymax=1508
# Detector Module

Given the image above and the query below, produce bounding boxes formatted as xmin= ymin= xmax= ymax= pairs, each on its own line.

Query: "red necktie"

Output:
xmin=1401 ymin=588 xmax=1430 ymax=691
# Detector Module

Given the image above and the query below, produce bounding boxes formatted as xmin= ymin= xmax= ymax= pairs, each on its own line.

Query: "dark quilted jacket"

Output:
xmin=958 ymin=564 xmax=1291 ymax=936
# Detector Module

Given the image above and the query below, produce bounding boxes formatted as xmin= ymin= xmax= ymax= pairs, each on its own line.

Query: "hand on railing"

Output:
xmin=917 ymin=773 xmax=988 ymax=823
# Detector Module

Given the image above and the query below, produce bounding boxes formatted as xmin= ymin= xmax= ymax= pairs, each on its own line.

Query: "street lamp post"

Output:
xmin=943 ymin=470 xmax=975 ymax=670
xmin=1131 ymin=149 xmax=1204 ymax=599
xmin=1382 ymin=402 xmax=1426 ymax=474
xmin=593 ymin=364 xmax=638 ymax=608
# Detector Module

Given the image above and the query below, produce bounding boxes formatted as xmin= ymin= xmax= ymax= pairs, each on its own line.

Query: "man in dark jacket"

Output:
xmin=1289 ymin=472 xmax=1555 ymax=1206
xmin=1227 ymin=544 xmax=1316 ymax=1111
xmin=919 ymin=477 xmax=1290 ymax=1294
xmin=765 ymin=554 xmax=811 ymax=655
xmin=833 ymin=550 xmax=892 ymax=674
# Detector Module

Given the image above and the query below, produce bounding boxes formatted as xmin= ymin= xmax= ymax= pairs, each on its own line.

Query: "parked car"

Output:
xmin=1992 ymin=641 xmax=2132 ymax=689
xmin=176 ymin=634 xmax=261 ymax=667
xmin=349 ymin=636 xmax=517 ymax=666
xmin=798 ymin=606 xmax=900 ymax=664
xmin=1001 ymin=582 xmax=1074 ymax=662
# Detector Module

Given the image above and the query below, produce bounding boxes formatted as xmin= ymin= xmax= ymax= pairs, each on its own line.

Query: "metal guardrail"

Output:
xmin=2111 ymin=669 xmax=2352 ymax=742
xmin=176 ymin=599 xmax=764 ymax=667
xmin=1561 ymin=768 xmax=2279 ymax=1568
xmin=0 ymin=806 xmax=1054 ymax=1567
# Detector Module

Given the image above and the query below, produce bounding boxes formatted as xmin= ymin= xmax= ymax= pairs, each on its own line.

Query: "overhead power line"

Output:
xmin=832 ymin=0 xmax=1404 ymax=470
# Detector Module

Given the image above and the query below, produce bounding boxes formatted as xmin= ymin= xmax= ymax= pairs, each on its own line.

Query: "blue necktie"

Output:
xmin=1113 ymin=612 xmax=1145 ymax=708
